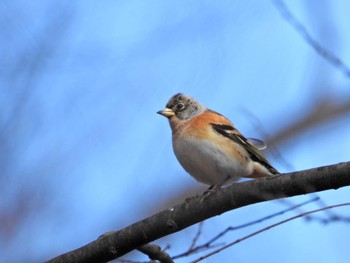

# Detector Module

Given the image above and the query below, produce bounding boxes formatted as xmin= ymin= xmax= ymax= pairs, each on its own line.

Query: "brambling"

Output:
xmin=157 ymin=93 xmax=278 ymax=187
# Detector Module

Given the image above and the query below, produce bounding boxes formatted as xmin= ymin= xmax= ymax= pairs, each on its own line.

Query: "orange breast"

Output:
xmin=185 ymin=110 xmax=234 ymax=138
xmin=174 ymin=110 xmax=249 ymax=165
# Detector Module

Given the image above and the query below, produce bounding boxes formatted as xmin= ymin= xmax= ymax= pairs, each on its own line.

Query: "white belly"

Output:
xmin=173 ymin=136 xmax=252 ymax=185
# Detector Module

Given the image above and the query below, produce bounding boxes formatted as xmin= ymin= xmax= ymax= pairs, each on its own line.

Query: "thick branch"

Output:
xmin=47 ymin=162 xmax=350 ymax=263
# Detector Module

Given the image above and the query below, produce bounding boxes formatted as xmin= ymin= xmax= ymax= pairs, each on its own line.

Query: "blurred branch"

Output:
xmin=192 ymin=202 xmax=350 ymax=263
xmin=272 ymin=0 xmax=350 ymax=77
xmin=0 ymin=5 xmax=73 ymax=246
xmin=271 ymin=98 xmax=350 ymax=147
xmin=47 ymin=161 xmax=350 ymax=263
xmin=239 ymin=107 xmax=295 ymax=171
xmin=242 ymin=98 xmax=350 ymax=168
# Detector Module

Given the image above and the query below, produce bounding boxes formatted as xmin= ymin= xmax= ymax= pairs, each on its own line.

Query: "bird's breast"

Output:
xmin=172 ymin=135 xmax=253 ymax=185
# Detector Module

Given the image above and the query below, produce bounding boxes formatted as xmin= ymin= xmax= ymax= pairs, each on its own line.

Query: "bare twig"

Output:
xmin=172 ymin=196 xmax=318 ymax=260
xmin=203 ymin=197 xmax=318 ymax=242
xmin=192 ymin=202 xmax=350 ymax=262
xmin=137 ymin=244 xmax=173 ymax=263
xmin=304 ymin=197 xmax=350 ymax=224
xmin=189 ymin=222 xmax=204 ymax=251
xmin=272 ymin=0 xmax=350 ymax=77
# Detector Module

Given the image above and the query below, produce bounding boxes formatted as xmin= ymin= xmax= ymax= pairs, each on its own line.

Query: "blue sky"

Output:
xmin=1 ymin=1 xmax=350 ymax=262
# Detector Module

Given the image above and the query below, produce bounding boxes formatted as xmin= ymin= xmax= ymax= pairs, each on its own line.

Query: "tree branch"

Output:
xmin=47 ymin=162 xmax=350 ymax=263
xmin=137 ymin=243 xmax=173 ymax=263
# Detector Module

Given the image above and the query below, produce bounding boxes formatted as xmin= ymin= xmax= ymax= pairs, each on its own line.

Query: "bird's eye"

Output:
xmin=177 ymin=103 xmax=185 ymax=111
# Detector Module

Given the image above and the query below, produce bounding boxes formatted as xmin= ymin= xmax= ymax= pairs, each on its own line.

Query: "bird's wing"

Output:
xmin=211 ymin=123 xmax=278 ymax=174
xmin=246 ymin=138 xmax=266 ymax=150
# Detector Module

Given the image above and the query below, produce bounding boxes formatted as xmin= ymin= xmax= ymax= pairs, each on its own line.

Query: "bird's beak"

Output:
xmin=157 ymin=108 xmax=175 ymax=118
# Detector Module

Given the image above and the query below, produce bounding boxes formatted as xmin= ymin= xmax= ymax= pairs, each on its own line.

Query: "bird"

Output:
xmin=157 ymin=93 xmax=278 ymax=188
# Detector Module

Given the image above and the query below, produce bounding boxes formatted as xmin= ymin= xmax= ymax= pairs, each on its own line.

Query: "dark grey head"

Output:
xmin=157 ymin=93 xmax=207 ymax=120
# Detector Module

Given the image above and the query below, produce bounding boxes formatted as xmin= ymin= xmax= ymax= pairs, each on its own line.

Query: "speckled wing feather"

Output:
xmin=211 ymin=123 xmax=279 ymax=175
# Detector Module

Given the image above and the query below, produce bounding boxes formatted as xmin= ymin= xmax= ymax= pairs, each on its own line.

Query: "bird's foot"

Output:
xmin=201 ymin=184 xmax=222 ymax=198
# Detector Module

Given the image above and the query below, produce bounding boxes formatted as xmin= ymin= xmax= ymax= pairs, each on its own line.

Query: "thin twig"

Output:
xmin=189 ymin=222 xmax=204 ymax=250
xmin=137 ymin=244 xmax=174 ymax=263
xmin=191 ymin=202 xmax=350 ymax=263
xmin=172 ymin=197 xmax=318 ymax=260
xmin=272 ymin=0 xmax=350 ymax=77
